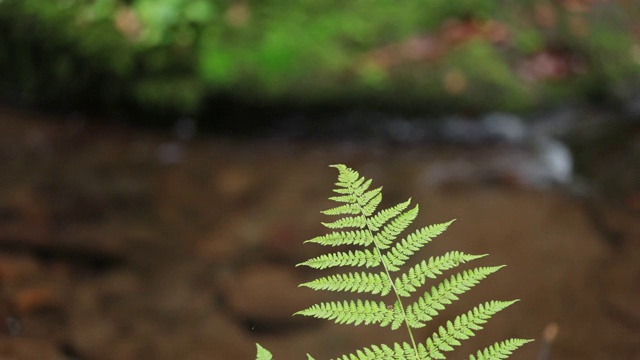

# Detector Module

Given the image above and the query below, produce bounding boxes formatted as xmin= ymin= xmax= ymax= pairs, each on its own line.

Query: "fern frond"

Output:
xmin=329 ymin=165 xmax=368 ymax=200
xmin=360 ymin=190 xmax=383 ymax=216
xmin=373 ymin=205 xmax=419 ymax=249
xmin=353 ymin=178 xmax=373 ymax=196
xmin=322 ymin=202 xmax=361 ymax=216
xmin=255 ymin=344 xmax=272 ymax=360
xmin=304 ymin=230 xmax=372 ymax=247
xmin=368 ymin=198 xmax=412 ymax=231
xmin=328 ymin=193 xmax=357 ymax=203
xmin=383 ymin=220 xmax=455 ymax=271
xmin=423 ymin=300 xmax=519 ymax=360
xmin=332 ymin=164 xmax=359 ymax=182
xmin=468 ymin=338 xmax=534 ymax=360
xmin=292 ymin=164 xmax=532 ymax=360
xmin=331 ymin=165 xmax=369 ymax=197
xmin=405 ymin=267 xmax=505 ymax=327
xmin=299 ymin=271 xmax=392 ymax=295
xmin=294 ymin=300 xmax=398 ymax=327
xmin=322 ymin=215 xmax=367 ymax=229
xmin=394 ymin=252 xmax=488 ymax=296
xmin=297 ymin=249 xmax=380 ymax=269
xmin=336 ymin=342 xmax=419 ymax=360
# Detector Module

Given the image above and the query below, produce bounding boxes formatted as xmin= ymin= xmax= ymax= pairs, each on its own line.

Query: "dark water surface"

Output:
xmin=0 ymin=107 xmax=639 ymax=359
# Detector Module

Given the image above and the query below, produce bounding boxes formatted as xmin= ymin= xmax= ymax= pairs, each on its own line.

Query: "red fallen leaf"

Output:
xmin=360 ymin=18 xmax=509 ymax=70
xmin=535 ymin=3 xmax=557 ymax=28
xmin=626 ymin=192 xmax=640 ymax=211
xmin=13 ymin=285 xmax=61 ymax=314
xmin=0 ymin=255 xmax=40 ymax=287
xmin=569 ymin=16 xmax=589 ymax=37
xmin=561 ymin=0 xmax=592 ymax=13
xmin=441 ymin=18 xmax=508 ymax=45
xmin=225 ymin=2 xmax=251 ymax=28
xmin=517 ymin=48 xmax=586 ymax=82
xmin=114 ymin=6 xmax=142 ymax=40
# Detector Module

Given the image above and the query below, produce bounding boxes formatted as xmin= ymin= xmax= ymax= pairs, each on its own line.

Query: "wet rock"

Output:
xmin=12 ymin=285 xmax=61 ymax=315
xmin=481 ymin=112 xmax=527 ymax=144
xmin=0 ymin=188 xmax=51 ymax=244
xmin=213 ymin=165 xmax=257 ymax=201
xmin=422 ymin=134 xmax=572 ymax=189
xmin=173 ymin=118 xmax=197 ymax=141
xmin=156 ymin=142 xmax=185 ymax=165
xmin=224 ymin=264 xmax=318 ymax=324
xmin=182 ymin=313 xmax=254 ymax=360
xmin=600 ymin=255 xmax=640 ymax=330
xmin=261 ymin=222 xmax=308 ymax=263
xmin=0 ymin=337 xmax=60 ymax=360
xmin=0 ymin=255 xmax=40 ymax=286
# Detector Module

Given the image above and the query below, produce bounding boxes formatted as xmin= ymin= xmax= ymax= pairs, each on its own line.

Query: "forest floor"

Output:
xmin=0 ymin=107 xmax=639 ymax=359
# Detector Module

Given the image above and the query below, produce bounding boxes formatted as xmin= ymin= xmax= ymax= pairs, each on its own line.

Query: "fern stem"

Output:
xmin=355 ymin=198 xmax=421 ymax=360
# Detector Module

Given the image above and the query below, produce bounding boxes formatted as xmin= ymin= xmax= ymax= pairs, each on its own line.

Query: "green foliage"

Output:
xmin=1 ymin=0 xmax=639 ymax=114
xmin=255 ymin=344 xmax=273 ymax=360
xmin=256 ymin=164 xmax=532 ymax=359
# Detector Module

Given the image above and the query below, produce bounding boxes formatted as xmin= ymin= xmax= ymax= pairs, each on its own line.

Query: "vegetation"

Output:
xmin=1 ymin=0 xmax=638 ymax=116
xmin=255 ymin=164 xmax=531 ymax=359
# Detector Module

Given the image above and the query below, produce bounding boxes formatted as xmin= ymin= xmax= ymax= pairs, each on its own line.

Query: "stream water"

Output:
xmin=0 ymin=106 xmax=639 ymax=359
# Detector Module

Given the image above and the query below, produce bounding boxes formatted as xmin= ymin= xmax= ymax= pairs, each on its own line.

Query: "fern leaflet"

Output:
xmin=468 ymin=338 xmax=534 ymax=360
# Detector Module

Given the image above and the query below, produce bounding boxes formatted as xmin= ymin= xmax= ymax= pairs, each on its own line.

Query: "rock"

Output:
xmin=0 ymin=255 xmax=40 ymax=287
xmin=12 ymin=285 xmax=61 ymax=315
xmin=0 ymin=337 xmax=60 ymax=360
xmin=224 ymin=264 xmax=318 ymax=323
xmin=601 ymin=255 xmax=640 ymax=329
xmin=213 ymin=165 xmax=256 ymax=201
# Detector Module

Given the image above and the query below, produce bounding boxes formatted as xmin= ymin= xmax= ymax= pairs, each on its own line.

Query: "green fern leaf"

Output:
xmin=383 ymin=220 xmax=455 ymax=271
xmin=394 ymin=252 xmax=488 ymax=296
xmin=297 ymin=249 xmax=380 ymax=269
xmin=322 ymin=202 xmax=361 ymax=216
xmin=294 ymin=299 xmax=399 ymax=327
xmin=304 ymin=230 xmax=373 ymax=247
xmin=423 ymin=300 xmax=519 ymax=360
xmin=373 ymin=205 xmax=419 ymax=249
xmin=360 ymin=191 xmax=383 ymax=217
xmin=468 ymin=338 xmax=534 ymax=360
xmin=368 ymin=198 xmax=412 ymax=231
xmin=405 ymin=267 xmax=505 ymax=327
xmin=360 ymin=186 xmax=383 ymax=205
xmin=292 ymin=164 xmax=532 ymax=360
xmin=336 ymin=342 xmax=419 ymax=360
xmin=322 ymin=215 xmax=367 ymax=229
xmin=353 ymin=178 xmax=373 ymax=196
xmin=299 ymin=271 xmax=391 ymax=295
xmin=255 ymin=343 xmax=272 ymax=360
xmin=328 ymin=193 xmax=357 ymax=203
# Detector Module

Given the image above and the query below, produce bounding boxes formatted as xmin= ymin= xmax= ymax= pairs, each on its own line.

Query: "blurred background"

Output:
xmin=0 ymin=0 xmax=640 ymax=359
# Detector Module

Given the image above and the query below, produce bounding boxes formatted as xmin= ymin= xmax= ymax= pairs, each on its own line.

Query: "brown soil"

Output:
xmin=0 ymin=107 xmax=639 ymax=359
